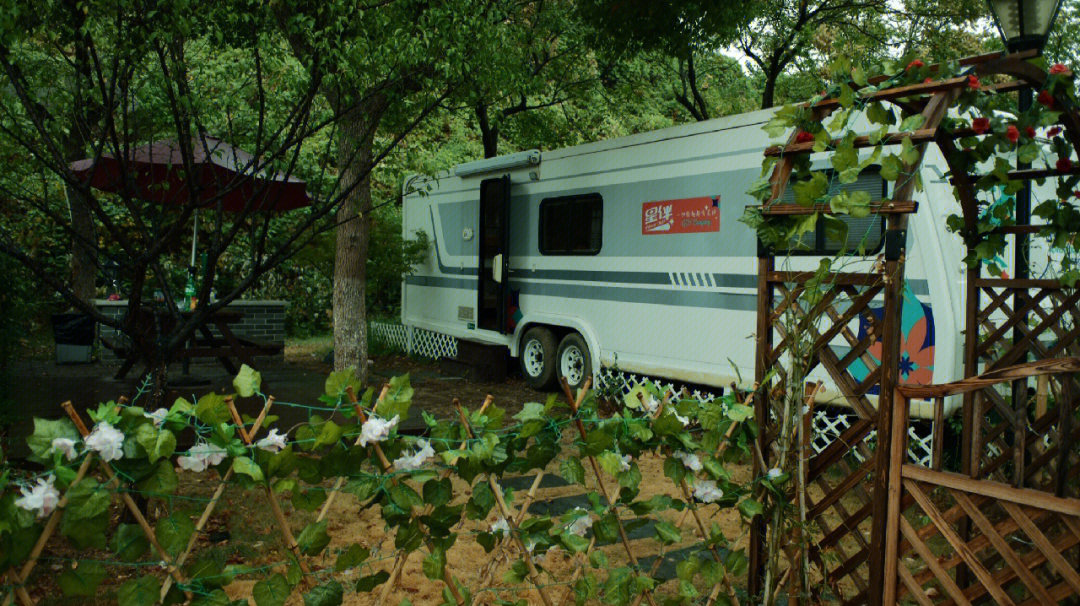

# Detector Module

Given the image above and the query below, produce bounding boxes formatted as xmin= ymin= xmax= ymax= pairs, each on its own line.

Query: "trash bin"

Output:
xmin=51 ymin=313 xmax=95 ymax=364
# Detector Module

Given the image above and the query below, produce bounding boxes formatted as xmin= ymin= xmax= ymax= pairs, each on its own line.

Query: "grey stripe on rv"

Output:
xmin=514 ymin=281 xmax=758 ymax=310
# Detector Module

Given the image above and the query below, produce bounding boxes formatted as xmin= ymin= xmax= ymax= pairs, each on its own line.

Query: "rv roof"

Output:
xmin=406 ymin=106 xmax=778 ymax=187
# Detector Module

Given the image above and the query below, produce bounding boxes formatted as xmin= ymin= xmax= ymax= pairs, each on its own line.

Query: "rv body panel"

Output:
xmin=402 ymin=109 xmax=969 ymax=418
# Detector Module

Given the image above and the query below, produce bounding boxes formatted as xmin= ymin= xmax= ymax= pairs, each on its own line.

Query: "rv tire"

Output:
xmin=520 ymin=326 xmax=557 ymax=389
xmin=557 ymin=333 xmax=592 ymax=391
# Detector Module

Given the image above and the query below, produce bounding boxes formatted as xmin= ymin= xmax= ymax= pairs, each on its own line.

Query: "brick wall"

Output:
xmin=94 ymin=299 xmax=288 ymax=364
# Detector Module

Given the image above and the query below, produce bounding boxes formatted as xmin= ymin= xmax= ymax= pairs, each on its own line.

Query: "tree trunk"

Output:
xmin=476 ymin=103 xmax=499 ymax=158
xmin=332 ymin=103 xmax=379 ymax=383
xmin=67 ymin=185 xmax=97 ymax=302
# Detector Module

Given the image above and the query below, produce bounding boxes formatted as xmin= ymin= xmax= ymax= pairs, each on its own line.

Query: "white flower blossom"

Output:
xmin=801 ymin=405 xmax=811 ymax=416
xmin=767 ymin=467 xmax=783 ymax=480
xmin=674 ymin=451 xmax=702 ymax=472
xmin=144 ymin=408 xmax=169 ymax=428
xmin=50 ymin=438 xmax=78 ymax=461
xmin=255 ymin=428 xmax=288 ymax=453
xmin=490 ymin=518 xmax=510 ymax=535
xmin=177 ymin=442 xmax=228 ymax=472
xmin=693 ymin=479 xmax=724 ymax=504
xmin=392 ymin=439 xmax=435 ymax=471
xmin=566 ymin=509 xmax=593 ymax=537
xmin=15 ymin=476 xmax=60 ymax=518
xmin=84 ymin=422 xmax=124 ymax=462
xmin=359 ymin=414 xmax=399 ymax=446
xmin=618 ymin=454 xmax=633 ymax=472
xmin=641 ymin=396 xmax=660 ymax=415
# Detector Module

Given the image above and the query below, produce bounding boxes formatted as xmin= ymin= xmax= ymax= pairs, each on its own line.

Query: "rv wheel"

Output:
xmin=557 ymin=333 xmax=592 ymax=391
xmin=520 ymin=327 xmax=557 ymax=389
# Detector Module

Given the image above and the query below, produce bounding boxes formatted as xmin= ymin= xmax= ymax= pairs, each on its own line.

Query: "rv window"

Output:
xmin=539 ymin=194 xmax=603 ymax=255
xmin=780 ymin=167 xmax=888 ymax=255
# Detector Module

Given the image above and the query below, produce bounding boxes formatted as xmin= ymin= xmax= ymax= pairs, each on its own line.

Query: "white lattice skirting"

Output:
xmin=370 ymin=322 xmax=938 ymax=467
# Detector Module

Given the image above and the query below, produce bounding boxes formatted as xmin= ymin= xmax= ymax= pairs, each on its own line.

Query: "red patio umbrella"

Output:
xmin=69 ymin=135 xmax=312 ymax=212
xmin=70 ymin=135 xmax=313 ymax=272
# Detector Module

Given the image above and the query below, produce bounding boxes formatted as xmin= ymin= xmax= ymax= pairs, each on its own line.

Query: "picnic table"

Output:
xmin=108 ymin=308 xmax=282 ymax=380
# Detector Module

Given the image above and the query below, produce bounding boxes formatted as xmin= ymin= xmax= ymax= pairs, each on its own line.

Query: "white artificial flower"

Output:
xmin=641 ymin=396 xmax=660 ymax=415
xmin=490 ymin=518 xmax=510 ymax=535
xmin=618 ymin=454 xmax=632 ymax=472
xmin=359 ymin=414 xmax=399 ymax=447
xmin=15 ymin=476 xmax=60 ymax=518
xmin=767 ymin=467 xmax=783 ymax=480
xmin=392 ymin=439 xmax=434 ymax=471
xmin=50 ymin=438 xmax=78 ymax=460
xmin=177 ymin=442 xmax=228 ymax=472
xmin=693 ymin=479 xmax=724 ymax=504
xmin=801 ymin=405 xmax=811 ymax=416
xmin=255 ymin=428 xmax=288 ymax=453
xmin=144 ymin=408 xmax=169 ymax=428
xmin=674 ymin=451 xmax=702 ymax=472
xmin=84 ymin=422 xmax=124 ymax=462
xmin=566 ymin=509 xmax=593 ymax=537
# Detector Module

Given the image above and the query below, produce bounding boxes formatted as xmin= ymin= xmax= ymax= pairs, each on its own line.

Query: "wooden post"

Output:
xmin=882 ymin=387 xmax=912 ymax=605
xmin=749 ymin=253 xmax=774 ymax=600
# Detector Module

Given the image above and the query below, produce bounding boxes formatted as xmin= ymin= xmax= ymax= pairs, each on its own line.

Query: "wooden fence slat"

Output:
xmin=999 ymin=502 xmax=1080 ymax=595
xmin=899 ymin=516 xmax=972 ymax=606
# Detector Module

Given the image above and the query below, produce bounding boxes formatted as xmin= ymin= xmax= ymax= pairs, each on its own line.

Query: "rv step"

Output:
xmin=439 ymin=340 xmax=507 ymax=382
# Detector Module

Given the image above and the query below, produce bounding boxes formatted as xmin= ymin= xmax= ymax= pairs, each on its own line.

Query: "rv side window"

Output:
xmin=539 ymin=194 xmax=603 ymax=255
xmin=780 ymin=167 xmax=888 ymax=255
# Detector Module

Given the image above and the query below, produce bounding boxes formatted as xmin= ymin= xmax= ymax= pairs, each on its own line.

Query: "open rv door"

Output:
xmin=478 ymin=176 xmax=511 ymax=333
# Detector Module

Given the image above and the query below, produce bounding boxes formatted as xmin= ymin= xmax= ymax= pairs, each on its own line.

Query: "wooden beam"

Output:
xmin=901 ymin=465 xmax=1080 ymax=517
xmin=756 ymin=200 xmax=918 ymax=216
xmin=765 ymin=128 xmax=938 ymax=157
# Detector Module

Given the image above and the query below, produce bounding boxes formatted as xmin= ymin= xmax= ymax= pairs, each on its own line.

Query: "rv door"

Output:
xmin=478 ymin=176 xmax=511 ymax=333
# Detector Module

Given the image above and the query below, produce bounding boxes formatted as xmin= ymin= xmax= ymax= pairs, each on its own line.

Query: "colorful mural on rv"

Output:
xmin=848 ymin=283 xmax=935 ymax=390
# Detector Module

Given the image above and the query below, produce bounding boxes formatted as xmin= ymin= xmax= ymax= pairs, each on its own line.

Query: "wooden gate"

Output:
xmin=750 ymin=50 xmax=1080 ymax=604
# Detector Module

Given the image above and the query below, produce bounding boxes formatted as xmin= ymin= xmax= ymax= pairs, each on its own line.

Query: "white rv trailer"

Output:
xmin=400 ymin=107 xmax=976 ymax=419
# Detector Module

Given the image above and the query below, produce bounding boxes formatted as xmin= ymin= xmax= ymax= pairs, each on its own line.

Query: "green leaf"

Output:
xmin=26 ymin=417 xmax=79 ymax=463
xmin=899 ymin=114 xmax=925 ymax=132
xmin=233 ymin=364 xmax=262 ymax=398
xmin=58 ymin=561 xmax=107 ymax=596
xmin=422 ymin=478 xmax=452 ymax=508
xmin=881 ymin=154 xmax=903 ymax=181
xmin=422 ymin=547 xmax=447 ymax=581
xmin=314 ymin=420 xmax=344 ymax=448
xmin=292 ymin=489 xmax=326 ymax=512
xmin=170 ymin=397 xmax=194 ymax=416
xmin=302 ymin=580 xmax=344 ymax=606
xmin=851 ymin=65 xmax=867 ymax=87
xmin=155 ymin=513 xmax=195 ymax=559
xmin=117 ymin=575 xmax=162 ymax=606
xmin=389 ymin=483 xmax=423 ymax=512
xmin=792 ymin=172 xmax=828 ymax=206
xmin=136 ymin=460 xmax=178 ymax=495
xmin=334 ymin=544 xmax=370 ymax=572
xmin=376 ymin=374 xmax=413 ymax=421
xmin=513 ymin=402 xmax=546 ymax=422
xmin=297 ymin=520 xmax=331 ymax=556
xmin=560 ymin=533 xmax=590 ymax=553
xmin=232 ymin=456 xmax=265 ymax=482
xmin=655 ymin=521 xmax=681 ymax=545
xmin=355 ymin=571 xmax=390 ymax=593
xmin=589 ymin=550 xmax=608 ymax=569
xmin=136 ymin=425 xmax=177 ymax=464
xmin=838 ymin=83 xmax=855 ymax=108
xmin=61 ymin=510 xmax=108 ymax=549
xmin=253 ymin=574 xmax=292 ymax=606
xmin=738 ymin=498 xmax=765 ymax=519
xmin=111 ymin=523 xmax=150 ymax=561
xmin=466 ymin=481 xmax=495 ymax=519
xmin=726 ymin=403 xmax=753 ymax=423
xmin=597 ymin=451 xmax=623 ymax=476
xmin=325 ymin=369 xmax=362 ymax=399
xmin=195 ymin=393 xmax=231 ymax=426
xmin=560 ymin=457 xmax=585 ymax=486
xmin=66 ymin=478 xmax=111 ymax=520
xmin=1018 ymin=142 xmax=1039 ymax=163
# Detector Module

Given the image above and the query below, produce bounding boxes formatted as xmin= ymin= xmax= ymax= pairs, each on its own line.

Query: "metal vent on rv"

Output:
xmin=779 ymin=167 xmax=888 ymax=255
xmin=457 ymin=306 xmax=475 ymax=322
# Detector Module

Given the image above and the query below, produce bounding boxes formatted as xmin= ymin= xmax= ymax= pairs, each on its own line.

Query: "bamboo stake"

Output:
xmin=558 ymin=378 xmax=659 ymax=606
xmin=351 ymin=391 xmax=468 ymax=606
xmin=3 ymin=571 xmax=31 ymax=606
xmin=455 ymin=402 xmax=555 ymax=606
xmin=224 ymin=397 xmax=312 ymax=585
xmin=161 ymin=397 xmax=275 ymax=600
xmin=376 ymin=393 xmax=493 ymax=605
xmin=61 ymin=402 xmax=191 ymax=598
xmin=475 ymin=469 xmax=546 ymax=597
xmin=317 ymin=386 xmax=391 ymax=523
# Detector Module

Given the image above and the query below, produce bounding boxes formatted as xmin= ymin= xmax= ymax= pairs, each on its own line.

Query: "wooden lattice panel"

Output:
xmin=759 ymin=276 xmax=889 ymax=604
xmin=969 ymin=282 xmax=1080 ymax=496
xmin=894 ymin=465 xmax=1080 ymax=605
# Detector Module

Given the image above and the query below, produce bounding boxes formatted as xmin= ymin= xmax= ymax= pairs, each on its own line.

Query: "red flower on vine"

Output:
xmin=907 ymin=59 xmax=924 ymax=71
xmin=967 ymin=75 xmax=980 ymax=89
xmin=1050 ymin=63 xmax=1069 ymax=75
xmin=1025 ymin=126 xmax=1037 ymax=139
xmin=924 ymin=77 xmax=933 ymax=83
xmin=1038 ymin=89 xmax=1055 ymax=107
xmin=794 ymin=131 xmax=815 ymax=144
xmin=1058 ymin=157 xmax=1073 ymax=172
xmin=1048 ymin=126 xmax=1063 ymax=137
xmin=972 ymin=117 xmax=991 ymax=134
xmin=1006 ymin=125 xmax=1020 ymax=143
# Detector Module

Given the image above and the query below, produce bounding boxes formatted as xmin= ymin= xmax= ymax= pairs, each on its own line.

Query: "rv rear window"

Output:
xmin=780 ymin=167 xmax=888 ymax=255
xmin=539 ymin=194 xmax=603 ymax=255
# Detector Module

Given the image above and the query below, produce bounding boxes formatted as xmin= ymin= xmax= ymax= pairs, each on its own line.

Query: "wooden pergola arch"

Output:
xmin=749 ymin=50 xmax=1080 ymax=605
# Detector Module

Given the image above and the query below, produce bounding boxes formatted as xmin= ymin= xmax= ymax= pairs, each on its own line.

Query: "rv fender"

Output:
xmin=511 ymin=315 xmax=601 ymax=375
